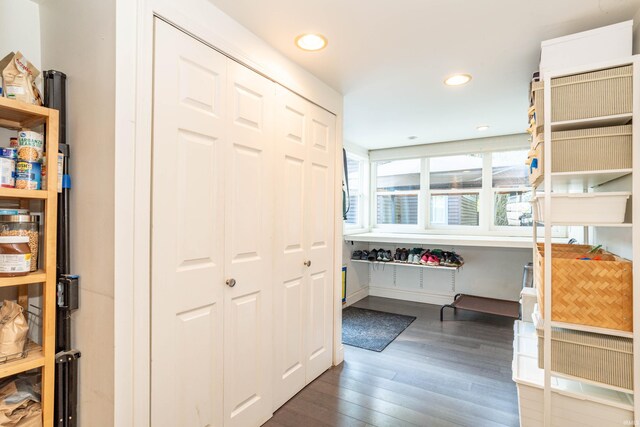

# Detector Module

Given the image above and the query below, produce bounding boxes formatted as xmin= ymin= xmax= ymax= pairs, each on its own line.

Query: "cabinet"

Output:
xmin=151 ymin=20 xmax=336 ymax=427
xmin=527 ymin=55 xmax=639 ymax=425
xmin=0 ymin=97 xmax=59 ymax=425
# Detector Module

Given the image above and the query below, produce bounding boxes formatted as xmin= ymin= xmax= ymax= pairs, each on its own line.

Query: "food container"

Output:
xmin=0 ymin=215 xmax=39 ymax=272
xmin=41 ymin=152 xmax=64 ymax=192
xmin=0 ymin=157 xmax=15 ymax=188
xmin=17 ymin=131 xmax=43 ymax=162
xmin=0 ymin=148 xmax=16 ymax=160
xmin=0 ymin=236 xmax=31 ymax=277
xmin=15 ymin=161 xmax=41 ymax=190
xmin=0 ymin=210 xmax=28 ymax=215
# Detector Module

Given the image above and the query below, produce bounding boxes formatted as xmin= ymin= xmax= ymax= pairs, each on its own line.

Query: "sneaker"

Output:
xmin=420 ymin=252 xmax=430 ymax=265
xmin=382 ymin=250 xmax=392 ymax=262
xmin=394 ymin=248 xmax=402 ymax=261
xmin=377 ymin=249 xmax=384 ymax=261
xmin=426 ymin=255 xmax=440 ymax=266
xmin=360 ymin=250 xmax=369 ymax=260
xmin=351 ymin=250 xmax=363 ymax=260
xmin=400 ymin=248 xmax=408 ymax=263
xmin=368 ymin=249 xmax=378 ymax=262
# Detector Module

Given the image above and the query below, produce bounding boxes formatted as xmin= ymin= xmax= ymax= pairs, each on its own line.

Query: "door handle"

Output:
xmin=303 ymin=260 xmax=311 ymax=267
xmin=226 ymin=278 xmax=236 ymax=287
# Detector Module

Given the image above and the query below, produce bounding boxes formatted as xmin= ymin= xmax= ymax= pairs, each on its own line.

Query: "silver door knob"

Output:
xmin=303 ymin=260 xmax=311 ymax=267
xmin=226 ymin=278 xmax=236 ymax=287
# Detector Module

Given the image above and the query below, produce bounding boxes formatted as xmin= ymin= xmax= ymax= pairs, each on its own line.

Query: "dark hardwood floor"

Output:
xmin=264 ymin=296 xmax=519 ymax=427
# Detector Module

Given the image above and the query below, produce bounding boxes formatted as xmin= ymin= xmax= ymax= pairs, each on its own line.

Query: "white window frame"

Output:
xmin=343 ymin=151 xmax=369 ymax=234
xmin=369 ymin=147 xmax=569 ymax=237
xmin=371 ymin=160 xmax=423 ymax=232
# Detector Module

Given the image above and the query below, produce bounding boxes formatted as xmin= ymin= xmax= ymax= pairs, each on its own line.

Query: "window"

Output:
xmin=344 ymin=152 xmax=367 ymax=229
xmin=491 ymin=150 xmax=532 ymax=228
xmin=375 ymin=159 xmax=420 ymax=225
xmin=429 ymin=154 xmax=482 ymax=227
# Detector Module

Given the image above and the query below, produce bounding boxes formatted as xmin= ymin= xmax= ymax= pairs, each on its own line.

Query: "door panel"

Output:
xmin=273 ymin=89 xmax=308 ymax=408
xmin=151 ymin=20 xmax=225 ymax=427
xmin=305 ymin=104 xmax=335 ymax=383
xmin=224 ymin=61 xmax=274 ymax=427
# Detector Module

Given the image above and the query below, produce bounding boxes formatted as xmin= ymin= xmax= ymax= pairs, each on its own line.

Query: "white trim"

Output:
xmin=368 ymin=286 xmax=453 ymax=306
xmin=343 ymin=287 xmax=369 ymax=307
xmin=117 ymin=2 xmax=344 ymax=426
xmin=369 ymin=133 xmax=529 ymax=162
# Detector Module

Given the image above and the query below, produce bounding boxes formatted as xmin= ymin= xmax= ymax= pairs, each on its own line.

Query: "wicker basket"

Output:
xmin=531 ymin=125 xmax=631 ymax=177
xmin=535 ymin=244 xmax=633 ymax=332
xmin=531 ymin=65 xmax=632 ymax=125
xmin=534 ymin=312 xmax=633 ymax=390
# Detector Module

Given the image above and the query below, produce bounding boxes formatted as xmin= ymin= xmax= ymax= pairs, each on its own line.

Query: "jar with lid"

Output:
xmin=0 ymin=236 xmax=31 ymax=277
xmin=0 ymin=215 xmax=39 ymax=272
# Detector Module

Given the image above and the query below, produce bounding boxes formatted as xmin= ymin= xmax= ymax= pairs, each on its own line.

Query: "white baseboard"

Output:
xmin=368 ymin=286 xmax=453 ymax=306
xmin=343 ymin=287 xmax=369 ymax=307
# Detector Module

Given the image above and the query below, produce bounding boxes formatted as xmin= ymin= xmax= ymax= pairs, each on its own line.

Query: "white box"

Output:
xmin=540 ymin=21 xmax=632 ymax=77
xmin=532 ymin=192 xmax=630 ymax=224
xmin=520 ymin=287 xmax=537 ymax=323
xmin=512 ymin=321 xmax=633 ymax=427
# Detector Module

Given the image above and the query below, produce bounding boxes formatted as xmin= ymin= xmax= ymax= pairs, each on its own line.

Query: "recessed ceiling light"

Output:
xmin=444 ymin=73 xmax=472 ymax=86
xmin=408 ymin=136 xmax=418 ymax=140
xmin=295 ymin=33 xmax=328 ymax=51
xmin=476 ymin=125 xmax=490 ymax=131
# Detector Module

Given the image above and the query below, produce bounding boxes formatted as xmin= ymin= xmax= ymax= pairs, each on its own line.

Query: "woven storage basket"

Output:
xmin=534 ymin=313 xmax=633 ymax=390
xmin=532 ymin=124 xmax=632 ymax=174
xmin=531 ymin=65 xmax=632 ymax=125
xmin=535 ymin=244 xmax=633 ymax=332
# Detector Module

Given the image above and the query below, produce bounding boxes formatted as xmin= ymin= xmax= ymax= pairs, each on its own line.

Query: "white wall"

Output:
xmin=0 ymin=0 xmax=42 ymax=148
xmin=39 ymin=0 xmax=116 ymax=425
xmin=342 ymin=241 xmax=369 ymax=306
xmin=353 ymin=243 xmax=531 ymax=305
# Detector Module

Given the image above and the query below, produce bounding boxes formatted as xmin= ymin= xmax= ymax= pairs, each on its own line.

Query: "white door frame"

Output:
xmin=114 ymin=1 xmax=344 ymax=426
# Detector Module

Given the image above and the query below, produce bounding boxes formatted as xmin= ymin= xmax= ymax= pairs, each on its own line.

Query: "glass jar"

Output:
xmin=0 ymin=236 xmax=31 ymax=277
xmin=0 ymin=215 xmax=39 ymax=272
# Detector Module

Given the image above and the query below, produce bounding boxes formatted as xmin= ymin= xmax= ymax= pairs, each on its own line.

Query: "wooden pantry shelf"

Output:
xmin=0 ymin=270 xmax=46 ymax=288
xmin=0 ymin=97 xmax=51 ymax=130
xmin=0 ymin=188 xmax=49 ymax=200
xmin=351 ymin=259 xmax=461 ymax=271
xmin=0 ymin=344 xmax=44 ymax=379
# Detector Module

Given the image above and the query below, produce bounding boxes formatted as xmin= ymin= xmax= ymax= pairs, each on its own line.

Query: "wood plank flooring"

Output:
xmin=264 ymin=296 xmax=519 ymax=427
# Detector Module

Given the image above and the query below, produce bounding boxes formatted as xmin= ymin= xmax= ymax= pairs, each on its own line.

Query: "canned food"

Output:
xmin=0 ymin=147 xmax=16 ymax=160
xmin=17 ymin=131 xmax=43 ymax=162
xmin=15 ymin=161 xmax=41 ymax=190
xmin=0 ymin=157 xmax=15 ymax=188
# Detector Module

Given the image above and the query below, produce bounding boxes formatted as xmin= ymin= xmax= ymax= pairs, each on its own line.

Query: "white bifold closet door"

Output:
xmin=151 ymin=19 xmax=273 ymax=427
xmin=273 ymin=86 xmax=336 ymax=409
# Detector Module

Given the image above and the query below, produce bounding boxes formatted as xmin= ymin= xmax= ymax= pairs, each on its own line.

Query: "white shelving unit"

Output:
xmin=350 ymin=258 xmax=462 ymax=271
xmin=531 ymin=55 xmax=640 ymax=425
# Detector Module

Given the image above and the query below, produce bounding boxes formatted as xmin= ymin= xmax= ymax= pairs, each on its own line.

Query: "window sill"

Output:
xmin=343 ymin=231 xmax=566 ymax=249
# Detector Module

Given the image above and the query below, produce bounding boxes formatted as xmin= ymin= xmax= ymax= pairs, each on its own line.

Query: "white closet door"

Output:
xmin=273 ymin=87 xmax=336 ymax=407
xmin=223 ymin=61 xmax=275 ymax=427
xmin=151 ymin=20 xmax=226 ymax=427
xmin=273 ymin=88 xmax=309 ymax=408
xmin=304 ymin=103 xmax=335 ymax=382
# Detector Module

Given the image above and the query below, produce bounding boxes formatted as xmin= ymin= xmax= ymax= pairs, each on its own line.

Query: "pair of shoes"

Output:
xmin=394 ymin=248 xmax=409 ymax=262
xmin=351 ymin=250 xmax=363 ymax=260
xmin=369 ymin=249 xmax=393 ymax=262
xmin=441 ymin=251 xmax=464 ymax=267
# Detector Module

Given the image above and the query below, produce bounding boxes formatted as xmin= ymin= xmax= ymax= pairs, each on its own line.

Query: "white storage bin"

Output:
xmin=512 ymin=321 xmax=633 ymax=427
xmin=540 ymin=21 xmax=632 ymax=76
xmin=520 ymin=287 xmax=537 ymax=323
xmin=532 ymin=192 xmax=630 ymax=224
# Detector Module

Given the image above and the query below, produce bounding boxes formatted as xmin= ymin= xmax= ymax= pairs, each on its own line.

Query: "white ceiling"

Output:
xmin=209 ymin=0 xmax=640 ymax=150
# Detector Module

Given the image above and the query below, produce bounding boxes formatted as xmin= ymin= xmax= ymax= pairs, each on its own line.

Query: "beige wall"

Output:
xmin=39 ymin=0 xmax=116 ymax=425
